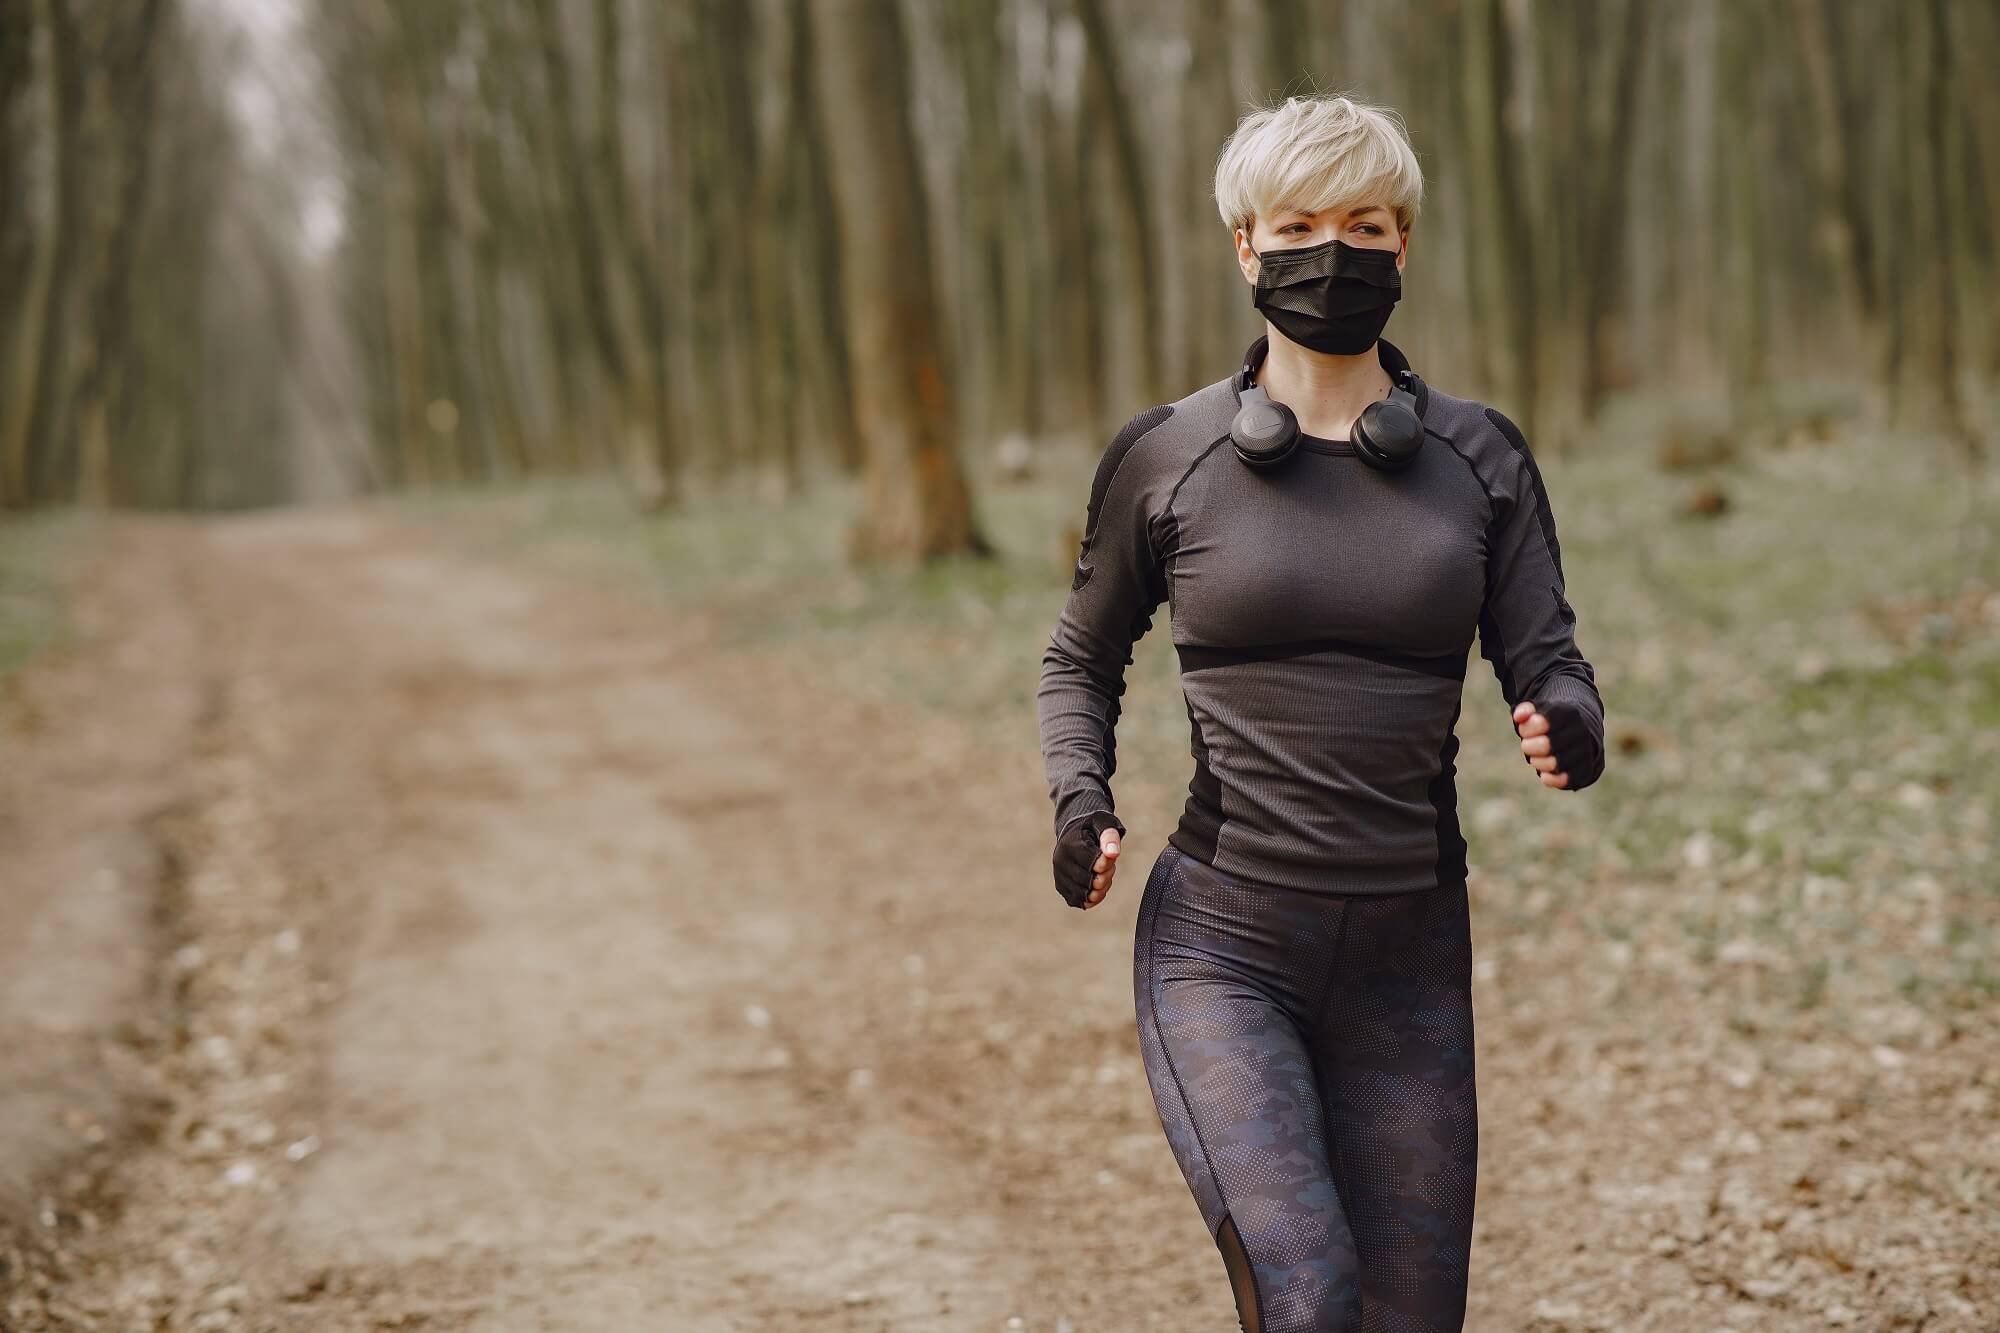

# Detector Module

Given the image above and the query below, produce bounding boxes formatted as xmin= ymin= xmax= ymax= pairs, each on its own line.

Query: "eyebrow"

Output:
xmin=1291 ymin=205 xmax=1389 ymax=220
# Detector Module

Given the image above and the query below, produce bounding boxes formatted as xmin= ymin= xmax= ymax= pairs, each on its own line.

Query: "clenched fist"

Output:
xmin=1513 ymin=696 xmax=1604 ymax=790
xmin=1053 ymin=810 xmax=1125 ymax=910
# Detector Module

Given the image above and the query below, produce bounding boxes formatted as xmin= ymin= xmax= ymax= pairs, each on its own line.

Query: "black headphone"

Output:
xmin=1230 ymin=339 xmax=1427 ymax=473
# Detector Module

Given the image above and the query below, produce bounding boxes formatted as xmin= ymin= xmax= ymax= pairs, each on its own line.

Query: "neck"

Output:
xmin=1255 ymin=330 xmax=1394 ymax=441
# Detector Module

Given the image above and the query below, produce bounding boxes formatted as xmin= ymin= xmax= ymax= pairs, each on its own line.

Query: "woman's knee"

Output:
xmin=1217 ymin=1211 xmax=1365 ymax=1333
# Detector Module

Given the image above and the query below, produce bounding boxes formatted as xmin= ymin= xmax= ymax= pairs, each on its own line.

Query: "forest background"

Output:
xmin=3 ymin=0 xmax=1995 ymax=535
xmin=2 ymin=3 xmax=1998 ymax=1330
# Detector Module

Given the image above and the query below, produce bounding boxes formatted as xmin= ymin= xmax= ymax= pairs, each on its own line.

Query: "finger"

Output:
xmin=1513 ymin=700 xmax=1536 ymax=723
xmin=1519 ymin=734 xmax=1551 ymax=757
xmin=1540 ymin=769 xmax=1570 ymax=789
xmin=1516 ymin=711 xmax=1550 ymax=737
xmin=1100 ymin=828 xmax=1122 ymax=859
xmin=1094 ymin=854 xmax=1108 ymax=874
xmin=1529 ymin=753 xmax=1559 ymax=772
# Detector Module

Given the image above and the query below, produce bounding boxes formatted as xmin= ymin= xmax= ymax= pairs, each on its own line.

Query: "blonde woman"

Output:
xmin=1037 ymin=94 xmax=1606 ymax=1332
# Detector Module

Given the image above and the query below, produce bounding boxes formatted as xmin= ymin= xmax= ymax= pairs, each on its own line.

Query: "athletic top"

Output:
xmin=1036 ymin=335 xmax=1606 ymax=897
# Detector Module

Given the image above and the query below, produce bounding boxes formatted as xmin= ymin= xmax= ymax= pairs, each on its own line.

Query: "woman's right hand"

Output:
xmin=1053 ymin=812 xmax=1124 ymax=910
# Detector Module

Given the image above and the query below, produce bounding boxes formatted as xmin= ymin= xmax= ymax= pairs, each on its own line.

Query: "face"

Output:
xmin=1234 ymin=202 xmax=1407 ymax=285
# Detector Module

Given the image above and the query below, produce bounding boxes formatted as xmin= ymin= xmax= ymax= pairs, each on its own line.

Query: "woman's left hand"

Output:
xmin=1512 ymin=699 xmax=1574 ymax=789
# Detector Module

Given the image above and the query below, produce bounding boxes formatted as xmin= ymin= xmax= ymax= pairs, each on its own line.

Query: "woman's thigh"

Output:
xmin=1134 ymin=844 xmax=1364 ymax=1331
xmin=1313 ymin=880 xmax=1478 ymax=1332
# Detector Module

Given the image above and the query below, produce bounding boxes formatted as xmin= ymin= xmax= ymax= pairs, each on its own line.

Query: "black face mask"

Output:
xmin=1251 ymin=236 xmax=1402 ymax=355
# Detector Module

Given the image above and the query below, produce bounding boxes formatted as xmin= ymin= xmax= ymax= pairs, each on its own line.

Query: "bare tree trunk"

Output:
xmin=809 ymin=0 xmax=986 ymax=562
xmin=527 ymin=0 xmax=664 ymax=492
xmin=1956 ymin=0 xmax=2000 ymax=382
xmin=1459 ymin=0 xmax=1537 ymax=433
xmin=1719 ymin=0 xmax=1769 ymax=427
xmin=72 ymin=0 xmax=168 ymax=506
xmin=748 ymin=0 xmax=803 ymax=495
xmin=1576 ymin=0 xmax=1650 ymax=422
xmin=0 ymin=0 xmax=41 ymax=507
xmin=1787 ymin=0 xmax=1868 ymax=329
xmin=1074 ymin=0 xmax=1163 ymax=403
xmin=21 ymin=0 xmax=87 ymax=503
xmin=1914 ymin=0 xmax=1975 ymax=455
xmin=1181 ymin=0 xmax=1237 ymax=393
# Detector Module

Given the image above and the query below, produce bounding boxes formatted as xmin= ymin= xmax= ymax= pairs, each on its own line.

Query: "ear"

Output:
xmin=1235 ymin=225 xmax=1259 ymax=284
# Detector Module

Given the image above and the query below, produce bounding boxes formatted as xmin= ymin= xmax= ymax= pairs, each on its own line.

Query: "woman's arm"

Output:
xmin=1037 ymin=405 xmax=1176 ymax=845
xmin=1476 ymin=407 xmax=1606 ymax=790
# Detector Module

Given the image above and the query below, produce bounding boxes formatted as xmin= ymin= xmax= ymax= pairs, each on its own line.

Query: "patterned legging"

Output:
xmin=1134 ymin=842 xmax=1479 ymax=1332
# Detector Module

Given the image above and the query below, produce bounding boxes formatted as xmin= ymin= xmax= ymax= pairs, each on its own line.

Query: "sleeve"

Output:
xmin=1475 ymin=407 xmax=1607 ymax=791
xmin=1035 ymin=404 xmax=1176 ymax=838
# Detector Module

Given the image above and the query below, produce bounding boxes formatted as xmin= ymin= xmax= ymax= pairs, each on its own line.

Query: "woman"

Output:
xmin=1035 ymin=93 xmax=1606 ymax=1332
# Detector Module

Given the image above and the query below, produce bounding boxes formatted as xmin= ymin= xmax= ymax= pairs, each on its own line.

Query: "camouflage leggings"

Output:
xmin=1134 ymin=843 xmax=1478 ymax=1332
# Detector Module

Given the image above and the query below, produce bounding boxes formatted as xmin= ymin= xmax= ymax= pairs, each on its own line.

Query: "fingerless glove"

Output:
xmin=1533 ymin=677 xmax=1606 ymax=790
xmin=1052 ymin=809 xmax=1126 ymax=909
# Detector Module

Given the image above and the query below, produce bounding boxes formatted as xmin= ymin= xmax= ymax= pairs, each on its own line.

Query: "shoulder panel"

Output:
xmin=1416 ymin=382 xmax=1494 ymax=447
xmin=1165 ymin=375 xmax=1241 ymax=450
xmin=1482 ymin=404 xmax=1564 ymax=580
xmin=1082 ymin=403 xmax=1176 ymax=550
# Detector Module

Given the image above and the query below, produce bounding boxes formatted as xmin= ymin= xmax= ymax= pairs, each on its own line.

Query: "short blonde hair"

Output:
xmin=1213 ymin=93 xmax=1425 ymax=239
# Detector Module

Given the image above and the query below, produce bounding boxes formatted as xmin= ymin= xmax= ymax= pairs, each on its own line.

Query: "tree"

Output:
xmin=807 ymin=0 xmax=987 ymax=562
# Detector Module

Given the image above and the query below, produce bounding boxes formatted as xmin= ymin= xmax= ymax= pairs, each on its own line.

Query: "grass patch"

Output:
xmin=404 ymin=403 xmax=2000 ymax=1016
xmin=0 ymin=509 xmax=90 ymax=679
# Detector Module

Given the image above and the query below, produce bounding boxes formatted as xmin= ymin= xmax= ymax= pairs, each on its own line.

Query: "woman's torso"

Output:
xmin=1154 ymin=373 xmax=1492 ymax=896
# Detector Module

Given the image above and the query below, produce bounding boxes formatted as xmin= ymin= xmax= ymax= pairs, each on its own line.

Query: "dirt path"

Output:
xmin=4 ymin=505 xmax=1217 ymax=1332
xmin=5 ymin=504 xmax=1991 ymax=1332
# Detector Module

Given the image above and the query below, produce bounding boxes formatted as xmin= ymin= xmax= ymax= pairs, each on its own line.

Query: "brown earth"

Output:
xmin=1 ymin=504 xmax=1992 ymax=1332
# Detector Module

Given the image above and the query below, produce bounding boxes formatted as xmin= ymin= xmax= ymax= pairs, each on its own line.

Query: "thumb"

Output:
xmin=1100 ymin=827 xmax=1121 ymax=858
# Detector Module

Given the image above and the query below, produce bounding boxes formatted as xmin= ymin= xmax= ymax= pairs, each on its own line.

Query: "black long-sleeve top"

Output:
xmin=1036 ymin=335 xmax=1606 ymax=897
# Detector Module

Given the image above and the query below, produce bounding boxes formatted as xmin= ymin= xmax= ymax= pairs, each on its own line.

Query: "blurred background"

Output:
xmin=2 ymin=2 xmax=1997 ymax=1331
xmin=2 ymin=0 xmax=1995 ymax=518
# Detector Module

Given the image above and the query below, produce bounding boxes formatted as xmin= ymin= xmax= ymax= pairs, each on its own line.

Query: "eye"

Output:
xmin=1281 ymin=223 xmax=1310 ymax=235
xmin=1354 ymin=223 xmax=1382 ymax=236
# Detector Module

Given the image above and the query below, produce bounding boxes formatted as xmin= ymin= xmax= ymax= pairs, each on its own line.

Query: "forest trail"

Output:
xmin=7 ymin=504 xmax=1993 ymax=1333
xmin=4 ymin=505 xmax=1227 ymax=1332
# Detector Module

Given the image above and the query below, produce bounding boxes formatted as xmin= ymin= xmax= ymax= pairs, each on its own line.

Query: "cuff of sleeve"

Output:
xmin=1057 ymin=806 xmax=1126 ymax=842
xmin=1535 ymin=669 xmax=1602 ymax=720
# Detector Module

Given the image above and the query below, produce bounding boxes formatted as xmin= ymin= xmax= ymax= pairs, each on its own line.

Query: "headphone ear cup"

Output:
xmin=1231 ymin=390 xmax=1301 ymax=470
xmin=1352 ymin=395 xmax=1423 ymax=472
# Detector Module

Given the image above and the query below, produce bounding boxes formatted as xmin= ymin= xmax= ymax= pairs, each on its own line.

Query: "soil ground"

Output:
xmin=1 ymin=484 xmax=1994 ymax=1331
